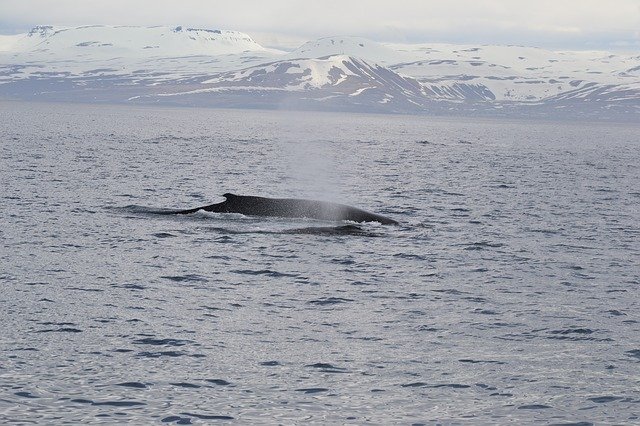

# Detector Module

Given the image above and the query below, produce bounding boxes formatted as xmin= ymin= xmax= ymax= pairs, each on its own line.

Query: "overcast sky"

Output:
xmin=1 ymin=0 xmax=638 ymax=51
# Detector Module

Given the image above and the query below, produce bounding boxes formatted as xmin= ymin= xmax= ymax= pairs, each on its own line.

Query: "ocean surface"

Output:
xmin=1 ymin=101 xmax=639 ymax=425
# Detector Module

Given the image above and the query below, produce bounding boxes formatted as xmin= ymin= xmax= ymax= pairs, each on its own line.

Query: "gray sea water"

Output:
xmin=1 ymin=101 xmax=639 ymax=425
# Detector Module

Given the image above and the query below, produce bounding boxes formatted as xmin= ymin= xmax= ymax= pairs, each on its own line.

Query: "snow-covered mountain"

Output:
xmin=136 ymin=55 xmax=428 ymax=113
xmin=0 ymin=25 xmax=283 ymax=84
xmin=0 ymin=25 xmax=638 ymax=119
xmin=386 ymin=42 xmax=640 ymax=104
xmin=8 ymin=25 xmax=275 ymax=58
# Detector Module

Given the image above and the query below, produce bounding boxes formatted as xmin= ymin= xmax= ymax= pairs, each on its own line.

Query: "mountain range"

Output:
xmin=1 ymin=25 xmax=638 ymax=119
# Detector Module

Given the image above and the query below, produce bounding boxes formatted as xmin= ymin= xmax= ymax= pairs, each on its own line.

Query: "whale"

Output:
xmin=169 ymin=193 xmax=398 ymax=225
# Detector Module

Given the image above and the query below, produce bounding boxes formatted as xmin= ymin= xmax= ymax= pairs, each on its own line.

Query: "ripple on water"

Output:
xmin=459 ymin=359 xmax=506 ymax=365
xmin=71 ymin=399 xmax=146 ymax=407
xmin=152 ymin=232 xmax=177 ymax=238
xmin=205 ymin=379 xmax=231 ymax=386
xmin=400 ymin=382 xmax=471 ymax=389
xmin=517 ymin=404 xmax=552 ymax=410
xmin=259 ymin=361 xmax=281 ymax=367
xmin=160 ymin=275 xmax=208 ymax=283
xmin=118 ymin=283 xmax=147 ymax=290
xmin=161 ymin=416 xmax=192 ymax=424
xmin=587 ymin=396 xmax=623 ymax=403
xmin=180 ymin=413 xmax=234 ymax=420
xmin=306 ymin=363 xmax=350 ymax=373
xmin=137 ymin=351 xmax=204 ymax=359
xmin=14 ymin=392 xmax=39 ymax=398
xmin=546 ymin=328 xmax=612 ymax=342
xmin=295 ymin=388 xmax=329 ymax=394
xmin=170 ymin=382 xmax=201 ymax=389
xmin=463 ymin=241 xmax=504 ymax=250
xmin=307 ymin=297 xmax=354 ymax=305
xmin=35 ymin=327 xmax=82 ymax=333
xmin=231 ymin=269 xmax=298 ymax=278
xmin=132 ymin=338 xmax=193 ymax=346
xmin=116 ymin=382 xmax=148 ymax=389
xmin=625 ymin=349 xmax=640 ymax=360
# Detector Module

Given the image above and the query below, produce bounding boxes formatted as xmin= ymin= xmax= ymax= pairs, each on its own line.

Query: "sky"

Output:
xmin=0 ymin=0 xmax=639 ymax=51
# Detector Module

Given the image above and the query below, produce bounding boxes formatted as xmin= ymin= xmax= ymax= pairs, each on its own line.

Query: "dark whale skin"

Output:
xmin=174 ymin=193 xmax=398 ymax=225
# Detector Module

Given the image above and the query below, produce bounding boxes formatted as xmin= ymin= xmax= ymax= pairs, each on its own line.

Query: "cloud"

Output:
xmin=0 ymin=0 xmax=638 ymax=50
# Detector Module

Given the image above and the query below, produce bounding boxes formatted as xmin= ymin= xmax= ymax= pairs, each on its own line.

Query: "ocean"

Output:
xmin=1 ymin=101 xmax=638 ymax=424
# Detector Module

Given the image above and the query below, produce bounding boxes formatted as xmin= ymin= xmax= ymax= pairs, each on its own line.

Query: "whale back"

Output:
xmin=185 ymin=193 xmax=397 ymax=225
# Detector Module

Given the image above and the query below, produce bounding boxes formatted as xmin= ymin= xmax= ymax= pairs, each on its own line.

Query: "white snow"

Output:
xmin=0 ymin=34 xmax=23 ymax=52
xmin=289 ymin=36 xmax=410 ymax=65
xmin=350 ymin=87 xmax=372 ymax=97
xmin=297 ymin=55 xmax=357 ymax=88
xmin=155 ymin=86 xmax=289 ymax=97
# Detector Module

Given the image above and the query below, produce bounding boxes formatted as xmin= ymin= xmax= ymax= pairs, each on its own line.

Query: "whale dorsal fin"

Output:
xmin=223 ymin=193 xmax=238 ymax=200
